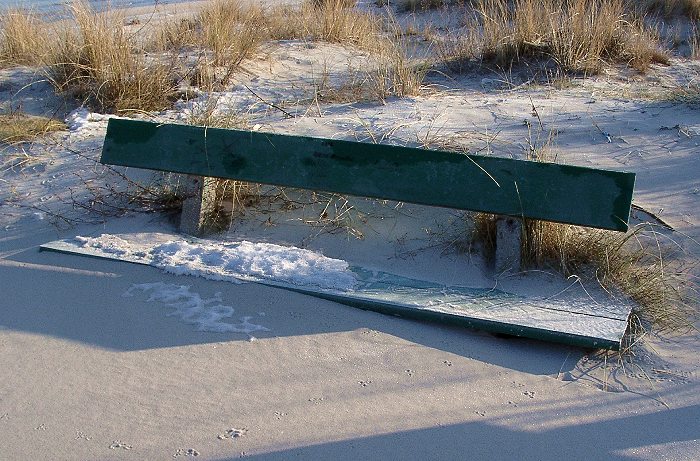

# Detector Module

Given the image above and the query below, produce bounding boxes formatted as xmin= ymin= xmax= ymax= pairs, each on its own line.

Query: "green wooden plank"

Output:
xmin=102 ymin=119 xmax=635 ymax=231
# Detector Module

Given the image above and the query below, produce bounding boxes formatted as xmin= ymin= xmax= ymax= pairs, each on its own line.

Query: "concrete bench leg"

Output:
xmin=180 ymin=175 xmax=218 ymax=236
xmin=495 ymin=217 xmax=522 ymax=273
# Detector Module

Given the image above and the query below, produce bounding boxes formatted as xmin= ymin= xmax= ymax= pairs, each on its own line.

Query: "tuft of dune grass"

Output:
xmin=308 ymin=0 xmax=381 ymax=48
xmin=197 ymin=0 xmax=266 ymax=68
xmin=0 ymin=8 xmax=47 ymax=67
xmin=526 ymin=221 xmax=697 ymax=334
xmin=472 ymin=212 xmax=698 ymax=335
xmin=0 ymin=113 xmax=66 ymax=143
xmin=630 ymin=0 xmax=700 ymax=19
xmin=441 ymin=0 xmax=669 ymax=74
xmin=44 ymin=1 xmax=182 ymax=113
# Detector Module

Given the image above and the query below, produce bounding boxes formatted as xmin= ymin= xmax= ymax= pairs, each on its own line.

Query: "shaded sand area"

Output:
xmin=1 ymin=1 xmax=699 ymax=459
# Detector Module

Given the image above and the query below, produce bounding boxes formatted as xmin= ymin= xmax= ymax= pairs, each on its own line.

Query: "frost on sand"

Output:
xmin=123 ymin=282 xmax=269 ymax=334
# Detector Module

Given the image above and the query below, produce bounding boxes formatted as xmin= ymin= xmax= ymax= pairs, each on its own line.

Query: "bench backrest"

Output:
xmin=102 ymin=119 xmax=635 ymax=231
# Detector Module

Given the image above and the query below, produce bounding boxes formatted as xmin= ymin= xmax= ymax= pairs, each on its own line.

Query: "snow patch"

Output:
xmin=65 ymin=108 xmax=118 ymax=139
xmin=75 ymin=234 xmax=131 ymax=257
xmin=151 ymin=240 xmax=356 ymax=290
xmin=123 ymin=282 xmax=269 ymax=334
xmin=75 ymin=234 xmax=357 ymax=290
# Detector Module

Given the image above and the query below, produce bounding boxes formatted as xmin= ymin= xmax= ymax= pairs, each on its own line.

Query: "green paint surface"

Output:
xmin=102 ymin=119 xmax=635 ymax=231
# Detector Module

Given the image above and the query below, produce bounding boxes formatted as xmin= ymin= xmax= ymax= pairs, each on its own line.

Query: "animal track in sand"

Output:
xmin=218 ymin=428 xmax=248 ymax=440
xmin=109 ymin=441 xmax=133 ymax=450
xmin=75 ymin=431 xmax=91 ymax=440
xmin=174 ymin=448 xmax=200 ymax=457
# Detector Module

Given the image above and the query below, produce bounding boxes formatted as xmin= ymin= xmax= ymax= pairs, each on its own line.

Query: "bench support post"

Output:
xmin=180 ymin=175 xmax=218 ymax=236
xmin=495 ymin=217 xmax=522 ymax=273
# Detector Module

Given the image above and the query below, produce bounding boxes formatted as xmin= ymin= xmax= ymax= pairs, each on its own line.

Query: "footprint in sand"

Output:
xmin=109 ymin=441 xmax=133 ymax=450
xmin=75 ymin=431 xmax=91 ymax=441
xmin=218 ymin=428 xmax=248 ymax=440
xmin=174 ymin=448 xmax=200 ymax=457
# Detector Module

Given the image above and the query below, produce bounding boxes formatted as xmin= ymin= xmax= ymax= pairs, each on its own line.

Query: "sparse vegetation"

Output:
xmin=631 ymin=0 xmax=700 ymax=19
xmin=25 ymin=0 xmax=423 ymax=111
xmin=0 ymin=8 xmax=47 ymax=67
xmin=0 ymin=113 xmax=66 ymax=143
xmin=439 ymin=0 xmax=669 ymax=74
xmin=398 ymin=0 xmax=451 ymax=12
xmin=43 ymin=1 xmax=183 ymax=112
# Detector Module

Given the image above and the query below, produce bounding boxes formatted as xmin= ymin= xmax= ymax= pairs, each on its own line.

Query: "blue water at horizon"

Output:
xmin=0 ymin=0 xmax=184 ymax=14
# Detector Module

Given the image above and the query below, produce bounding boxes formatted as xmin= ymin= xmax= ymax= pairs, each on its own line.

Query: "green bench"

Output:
xmin=102 ymin=118 xmax=635 ymax=268
xmin=42 ymin=118 xmax=639 ymax=349
xmin=103 ymin=118 xmax=635 ymax=229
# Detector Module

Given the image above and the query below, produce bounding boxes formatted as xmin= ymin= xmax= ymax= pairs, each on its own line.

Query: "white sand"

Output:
xmin=1 ymin=2 xmax=699 ymax=459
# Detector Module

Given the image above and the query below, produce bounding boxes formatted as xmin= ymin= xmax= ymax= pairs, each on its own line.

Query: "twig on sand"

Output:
xmin=243 ymin=84 xmax=295 ymax=119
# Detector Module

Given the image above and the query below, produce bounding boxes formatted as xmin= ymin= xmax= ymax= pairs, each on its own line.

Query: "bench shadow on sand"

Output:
xmin=0 ymin=228 xmax=588 ymax=376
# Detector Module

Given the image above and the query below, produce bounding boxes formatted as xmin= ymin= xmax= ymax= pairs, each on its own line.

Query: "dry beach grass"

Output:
xmin=0 ymin=0 xmax=682 ymax=111
xmin=0 ymin=8 xmax=46 ymax=66
xmin=437 ymin=0 xmax=669 ymax=74
xmin=0 ymin=112 xmax=66 ymax=144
